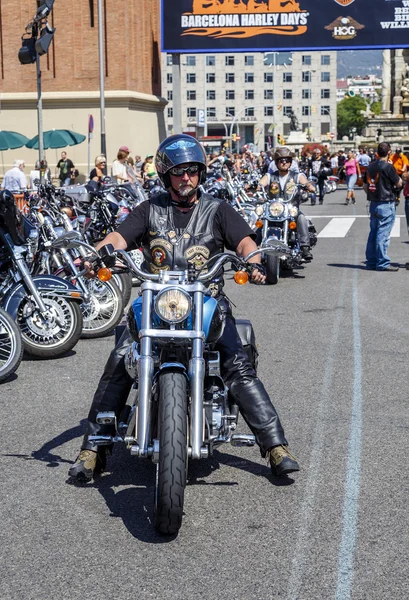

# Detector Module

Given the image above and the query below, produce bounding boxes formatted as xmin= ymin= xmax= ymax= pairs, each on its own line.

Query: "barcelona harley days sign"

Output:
xmin=161 ymin=0 xmax=409 ymax=53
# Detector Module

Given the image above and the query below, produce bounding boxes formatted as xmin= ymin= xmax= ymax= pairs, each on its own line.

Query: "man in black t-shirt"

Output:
xmin=56 ymin=151 xmax=75 ymax=186
xmin=69 ymin=134 xmax=300 ymax=484
xmin=308 ymin=148 xmax=331 ymax=205
xmin=363 ymin=142 xmax=403 ymax=271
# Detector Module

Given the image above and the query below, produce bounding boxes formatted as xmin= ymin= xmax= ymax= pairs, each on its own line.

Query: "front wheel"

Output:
xmin=17 ymin=294 xmax=83 ymax=358
xmin=0 ymin=307 xmax=24 ymax=382
xmin=266 ymin=254 xmax=280 ymax=285
xmin=154 ymin=371 xmax=188 ymax=536
xmin=80 ymin=278 xmax=124 ymax=339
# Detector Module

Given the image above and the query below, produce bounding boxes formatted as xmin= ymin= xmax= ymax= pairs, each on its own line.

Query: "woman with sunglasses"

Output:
xmin=69 ymin=134 xmax=300 ymax=484
xmin=89 ymin=156 xmax=107 ymax=182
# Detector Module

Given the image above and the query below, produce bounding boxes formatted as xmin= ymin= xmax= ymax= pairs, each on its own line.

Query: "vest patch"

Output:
xmin=152 ymin=247 xmax=167 ymax=267
xmin=185 ymin=245 xmax=210 ymax=271
xmin=149 ymin=238 xmax=172 ymax=252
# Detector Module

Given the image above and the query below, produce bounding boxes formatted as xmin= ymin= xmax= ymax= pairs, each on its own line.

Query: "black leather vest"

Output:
xmin=142 ymin=192 xmax=223 ymax=276
xmin=266 ymin=170 xmax=299 ymax=202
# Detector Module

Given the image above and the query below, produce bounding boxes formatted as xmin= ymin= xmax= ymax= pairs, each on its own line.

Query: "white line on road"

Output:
xmin=391 ymin=217 xmax=401 ymax=238
xmin=335 ymin=252 xmax=363 ymax=600
xmin=286 ymin=270 xmax=348 ymax=600
xmin=318 ymin=218 xmax=356 ymax=238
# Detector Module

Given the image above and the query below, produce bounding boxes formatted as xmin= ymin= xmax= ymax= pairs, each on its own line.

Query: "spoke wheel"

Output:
xmin=80 ymin=278 xmax=124 ymax=339
xmin=0 ymin=308 xmax=24 ymax=382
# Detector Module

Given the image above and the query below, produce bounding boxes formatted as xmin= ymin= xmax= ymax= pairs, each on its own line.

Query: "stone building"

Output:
xmin=0 ymin=0 xmax=165 ymax=173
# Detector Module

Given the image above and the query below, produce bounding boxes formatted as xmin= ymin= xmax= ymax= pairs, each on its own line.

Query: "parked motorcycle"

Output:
xmin=86 ymin=245 xmax=282 ymax=535
xmin=0 ymin=306 xmax=24 ymax=382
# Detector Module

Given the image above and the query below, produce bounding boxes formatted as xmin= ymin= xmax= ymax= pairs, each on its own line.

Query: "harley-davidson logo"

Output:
xmin=334 ymin=0 xmax=355 ymax=6
xmin=325 ymin=15 xmax=364 ymax=40
xmin=181 ymin=0 xmax=309 ymax=39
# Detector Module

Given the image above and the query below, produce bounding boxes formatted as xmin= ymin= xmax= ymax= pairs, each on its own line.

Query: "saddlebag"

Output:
xmin=235 ymin=319 xmax=258 ymax=373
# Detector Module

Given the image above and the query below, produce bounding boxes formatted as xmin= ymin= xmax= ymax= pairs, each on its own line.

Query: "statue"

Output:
xmin=400 ymin=64 xmax=409 ymax=101
xmin=288 ymin=109 xmax=300 ymax=132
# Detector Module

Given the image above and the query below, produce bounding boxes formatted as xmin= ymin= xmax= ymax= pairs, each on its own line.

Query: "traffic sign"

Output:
xmin=330 ymin=132 xmax=335 ymax=139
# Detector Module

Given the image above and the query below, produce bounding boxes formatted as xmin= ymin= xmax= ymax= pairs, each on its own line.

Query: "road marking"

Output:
xmin=318 ymin=218 xmax=356 ymax=238
xmin=390 ymin=217 xmax=401 ymax=237
xmin=335 ymin=253 xmax=363 ymax=600
xmin=286 ymin=270 xmax=348 ymax=600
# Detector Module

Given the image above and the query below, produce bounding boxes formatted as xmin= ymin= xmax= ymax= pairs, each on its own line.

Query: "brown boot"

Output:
xmin=68 ymin=449 xmax=105 ymax=483
xmin=268 ymin=445 xmax=300 ymax=477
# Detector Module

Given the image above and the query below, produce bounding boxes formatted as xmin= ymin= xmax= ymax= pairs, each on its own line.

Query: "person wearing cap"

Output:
xmin=111 ymin=149 xmax=130 ymax=184
xmin=1 ymin=159 xmax=27 ymax=192
xmin=141 ymin=154 xmax=158 ymax=180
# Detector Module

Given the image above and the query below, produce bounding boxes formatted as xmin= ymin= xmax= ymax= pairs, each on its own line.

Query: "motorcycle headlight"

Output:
xmin=269 ymin=202 xmax=284 ymax=217
xmin=155 ymin=288 xmax=192 ymax=324
xmin=255 ymin=204 xmax=264 ymax=217
xmin=289 ymin=206 xmax=298 ymax=218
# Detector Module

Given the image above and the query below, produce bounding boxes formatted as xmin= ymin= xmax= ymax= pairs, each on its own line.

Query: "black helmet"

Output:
xmin=274 ymin=146 xmax=292 ymax=162
xmin=155 ymin=134 xmax=207 ymax=189
xmin=0 ymin=190 xmax=25 ymax=245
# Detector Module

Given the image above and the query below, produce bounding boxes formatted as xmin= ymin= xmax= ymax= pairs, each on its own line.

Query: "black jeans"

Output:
xmin=82 ymin=298 xmax=288 ymax=455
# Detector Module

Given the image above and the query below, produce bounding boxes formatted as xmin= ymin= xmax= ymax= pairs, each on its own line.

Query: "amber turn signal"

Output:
xmin=97 ymin=267 xmax=112 ymax=282
xmin=289 ymin=221 xmax=297 ymax=230
xmin=234 ymin=270 xmax=249 ymax=285
xmin=255 ymin=220 xmax=263 ymax=229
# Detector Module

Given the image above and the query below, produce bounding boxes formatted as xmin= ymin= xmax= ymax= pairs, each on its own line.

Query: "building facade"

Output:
xmin=0 ymin=0 xmax=165 ymax=173
xmin=162 ymin=50 xmax=337 ymax=152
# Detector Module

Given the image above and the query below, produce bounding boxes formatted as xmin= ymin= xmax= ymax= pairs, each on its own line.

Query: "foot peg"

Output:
xmin=88 ymin=434 xmax=123 ymax=446
xmin=230 ymin=434 xmax=255 ymax=447
xmin=96 ymin=411 xmax=116 ymax=425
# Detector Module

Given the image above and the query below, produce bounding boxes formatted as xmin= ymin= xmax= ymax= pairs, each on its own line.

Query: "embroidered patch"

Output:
xmin=149 ymin=238 xmax=172 ymax=251
xmin=152 ymin=247 xmax=167 ymax=267
xmin=270 ymin=182 xmax=279 ymax=194
xmin=185 ymin=245 xmax=210 ymax=271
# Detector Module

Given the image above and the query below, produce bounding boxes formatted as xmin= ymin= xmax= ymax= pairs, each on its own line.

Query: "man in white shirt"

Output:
xmin=1 ymin=160 xmax=27 ymax=192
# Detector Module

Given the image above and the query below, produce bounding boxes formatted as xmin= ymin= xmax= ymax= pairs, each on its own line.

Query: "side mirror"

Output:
xmin=51 ymin=231 xmax=82 ymax=250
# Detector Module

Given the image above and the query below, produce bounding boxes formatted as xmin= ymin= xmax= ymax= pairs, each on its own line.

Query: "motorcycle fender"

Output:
xmin=1 ymin=276 xmax=83 ymax=320
xmin=158 ymin=362 xmax=188 ymax=378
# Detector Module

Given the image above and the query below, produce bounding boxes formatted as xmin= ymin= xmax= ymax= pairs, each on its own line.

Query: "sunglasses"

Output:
xmin=169 ymin=164 xmax=199 ymax=177
xmin=277 ymin=158 xmax=292 ymax=164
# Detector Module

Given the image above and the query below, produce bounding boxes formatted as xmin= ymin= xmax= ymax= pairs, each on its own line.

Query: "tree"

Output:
xmin=337 ymin=95 xmax=368 ymax=138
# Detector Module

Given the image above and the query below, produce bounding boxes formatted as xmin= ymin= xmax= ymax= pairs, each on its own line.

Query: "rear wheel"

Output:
xmin=266 ymin=254 xmax=280 ymax=285
xmin=0 ymin=308 xmax=24 ymax=382
xmin=154 ymin=371 xmax=188 ymax=536
xmin=80 ymin=278 xmax=124 ymax=339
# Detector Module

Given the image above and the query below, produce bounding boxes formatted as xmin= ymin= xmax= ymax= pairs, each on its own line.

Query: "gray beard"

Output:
xmin=177 ymin=185 xmax=194 ymax=197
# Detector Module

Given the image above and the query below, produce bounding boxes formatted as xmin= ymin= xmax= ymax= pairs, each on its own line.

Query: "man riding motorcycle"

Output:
xmin=258 ymin=146 xmax=316 ymax=262
xmin=69 ymin=134 xmax=300 ymax=482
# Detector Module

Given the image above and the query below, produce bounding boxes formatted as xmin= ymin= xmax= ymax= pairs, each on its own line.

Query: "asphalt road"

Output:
xmin=1 ymin=188 xmax=408 ymax=600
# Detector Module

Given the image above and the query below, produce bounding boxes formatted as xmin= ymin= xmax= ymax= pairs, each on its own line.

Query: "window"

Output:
xmin=226 ymin=90 xmax=235 ymax=100
xmin=186 ymin=73 xmax=196 ymax=84
xmin=264 ymin=89 xmax=274 ymax=100
xmin=226 ymin=73 xmax=235 ymax=83
xmin=283 ymin=89 xmax=292 ymax=99
xmin=207 ymin=107 xmax=216 ymax=118
xmin=302 ymin=71 xmax=311 ymax=83
xmin=166 ymin=55 xmax=173 ymax=66
xmin=207 ymin=90 xmax=216 ymax=100
xmin=302 ymin=89 xmax=311 ymax=99
xmin=167 ymin=74 xmax=172 ymax=84
xmin=264 ymin=72 xmax=273 ymax=83
xmin=206 ymin=55 xmax=216 ymax=66
xmin=302 ymin=55 xmax=311 ymax=65
xmin=167 ymin=91 xmax=173 ymax=101
xmin=321 ymin=72 xmax=330 ymax=82
xmin=321 ymin=89 xmax=330 ymax=99
xmin=226 ymin=107 xmax=235 ymax=117
xmin=264 ymin=106 xmax=274 ymax=117
xmin=321 ymin=106 xmax=330 ymax=116
xmin=186 ymin=56 xmax=196 ymax=66
xmin=187 ymin=90 xmax=196 ymax=101
xmin=321 ymin=122 xmax=330 ymax=134
xmin=245 ymin=108 xmax=255 ymax=117
xmin=245 ymin=55 xmax=254 ymax=66
xmin=283 ymin=72 xmax=292 ymax=83
xmin=187 ymin=107 xmax=197 ymax=118
xmin=167 ymin=108 xmax=173 ymax=118
xmin=321 ymin=55 xmax=331 ymax=66
xmin=283 ymin=106 xmax=293 ymax=116
xmin=207 ymin=73 xmax=216 ymax=83
xmin=302 ymin=106 xmax=311 ymax=116
xmin=225 ymin=56 xmax=235 ymax=66
xmin=245 ymin=90 xmax=255 ymax=100
xmin=245 ymin=73 xmax=254 ymax=83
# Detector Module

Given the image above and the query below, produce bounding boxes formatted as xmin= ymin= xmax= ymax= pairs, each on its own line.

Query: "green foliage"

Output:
xmin=371 ymin=101 xmax=382 ymax=116
xmin=337 ymin=95 xmax=368 ymax=138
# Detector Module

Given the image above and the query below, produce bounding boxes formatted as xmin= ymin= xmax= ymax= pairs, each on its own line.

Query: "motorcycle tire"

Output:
xmin=112 ymin=272 xmax=133 ymax=307
xmin=17 ymin=295 xmax=83 ymax=359
xmin=0 ymin=307 xmax=24 ymax=382
xmin=154 ymin=371 xmax=188 ymax=536
xmin=266 ymin=254 xmax=280 ymax=285
xmin=80 ymin=278 xmax=124 ymax=339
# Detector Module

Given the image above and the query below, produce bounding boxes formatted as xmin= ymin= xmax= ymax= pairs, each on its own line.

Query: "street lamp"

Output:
xmin=264 ymin=52 xmax=293 ymax=150
xmin=321 ymin=107 xmax=334 ymax=149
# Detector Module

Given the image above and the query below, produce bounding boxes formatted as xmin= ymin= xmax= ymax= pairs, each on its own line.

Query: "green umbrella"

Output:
xmin=26 ymin=129 xmax=86 ymax=150
xmin=0 ymin=130 xmax=30 ymax=151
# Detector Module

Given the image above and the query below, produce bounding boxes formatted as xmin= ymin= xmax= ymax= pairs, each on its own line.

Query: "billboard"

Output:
xmin=161 ymin=0 xmax=409 ymax=53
